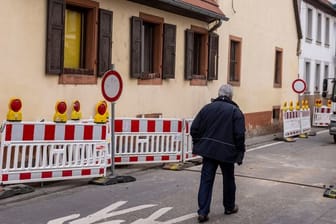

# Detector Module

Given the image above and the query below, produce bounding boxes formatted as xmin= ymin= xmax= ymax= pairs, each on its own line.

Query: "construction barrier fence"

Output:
xmin=0 ymin=121 xmax=109 ymax=185
xmin=0 ymin=118 xmax=200 ymax=185
xmin=282 ymin=100 xmax=311 ymax=138
xmin=313 ymin=106 xmax=332 ymax=127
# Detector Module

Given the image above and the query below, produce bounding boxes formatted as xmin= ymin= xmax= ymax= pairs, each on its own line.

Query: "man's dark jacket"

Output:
xmin=190 ymin=96 xmax=246 ymax=164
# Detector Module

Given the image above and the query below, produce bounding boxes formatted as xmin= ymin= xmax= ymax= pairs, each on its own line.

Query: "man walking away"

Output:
xmin=190 ymin=84 xmax=246 ymax=223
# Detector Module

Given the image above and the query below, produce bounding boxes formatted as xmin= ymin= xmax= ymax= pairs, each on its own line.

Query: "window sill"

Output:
xmin=273 ymin=83 xmax=282 ymax=88
xmin=228 ymin=80 xmax=240 ymax=87
xmin=305 ymin=37 xmax=312 ymax=43
xmin=138 ymin=77 xmax=162 ymax=85
xmin=59 ymin=74 xmax=97 ymax=85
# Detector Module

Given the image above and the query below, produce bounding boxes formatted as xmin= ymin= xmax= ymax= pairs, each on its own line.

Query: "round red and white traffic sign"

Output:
xmin=292 ymin=78 xmax=306 ymax=94
xmin=101 ymin=70 xmax=123 ymax=102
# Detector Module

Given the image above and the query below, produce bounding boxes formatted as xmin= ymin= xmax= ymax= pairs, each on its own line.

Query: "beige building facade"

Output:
xmin=0 ymin=0 xmax=300 ymax=136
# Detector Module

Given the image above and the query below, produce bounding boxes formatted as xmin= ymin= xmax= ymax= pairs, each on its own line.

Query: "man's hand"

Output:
xmin=236 ymin=152 xmax=244 ymax=166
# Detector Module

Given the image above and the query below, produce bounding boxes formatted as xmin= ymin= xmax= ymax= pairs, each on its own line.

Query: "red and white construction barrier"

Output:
xmin=283 ymin=110 xmax=301 ymax=138
xmin=0 ymin=118 xmax=202 ymax=185
xmin=0 ymin=122 xmax=108 ymax=185
xmin=113 ymin=118 xmax=183 ymax=164
xmin=182 ymin=119 xmax=200 ymax=162
xmin=300 ymin=109 xmax=311 ymax=134
xmin=312 ymin=106 xmax=331 ymax=127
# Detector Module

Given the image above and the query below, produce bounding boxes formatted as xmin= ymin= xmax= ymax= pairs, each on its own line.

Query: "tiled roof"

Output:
xmin=128 ymin=0 xmax=228 ymax=23
xmin=181 ymin=0 xmax=226 ymax=17
xmin=304 ymin=0 xmax=336 ymax=15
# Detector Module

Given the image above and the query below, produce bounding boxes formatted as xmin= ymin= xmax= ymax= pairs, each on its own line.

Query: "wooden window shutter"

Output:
xmin=130 ymin=16 xmax=142 ymax=78
xmin=208 ymin=33 xmax=219 ymax=80
xmin=184 ymin=29 xmax=194 ymax=80
xmin=46 ymin=0 xmax=65 ymax=75
xmin=162 ymin=23 xmax=176 ymax=79
xmin=98 ymin=9 xmax=113 ymax=77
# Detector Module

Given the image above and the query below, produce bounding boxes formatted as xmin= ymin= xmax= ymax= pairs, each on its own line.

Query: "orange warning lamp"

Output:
xmin=7 ymin=98 xmax=22 ymax=121
xmin=70 ymin=100 xmax=82 ymax=120
xmin=304 ymin=100 xmax=309 ymax=110
xmin=301 ymin=100 xmax=305 ymax=110
xmin=289 ymin=101 xmax=294 ymax=111
xmin=327 ymin=99 xmax=332 ymax=108
xmin=94 ymin=100 xmax=108 ymax=123
xmin=282 ymin=102 xmax=288 ymax=111
xmin=295 ymin=101 xmax=300 ymax=111
xmin=315 ymin=99 xmax=322 ymax=108
xmin=53 ymin=100 xmax=67 ymax=123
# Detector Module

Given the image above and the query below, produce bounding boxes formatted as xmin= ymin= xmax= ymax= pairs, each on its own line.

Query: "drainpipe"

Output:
xmin=209 ymin=19 xmax=223 ymax=33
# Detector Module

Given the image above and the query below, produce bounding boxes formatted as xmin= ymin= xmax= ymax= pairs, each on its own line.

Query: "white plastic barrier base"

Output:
xmin=283 ymin=109 xmax=311 ymax=138
xmin=313 ymin=106 xmax=331 ymax=127
xmin=283 ymin=111 xmax=301 ymax=138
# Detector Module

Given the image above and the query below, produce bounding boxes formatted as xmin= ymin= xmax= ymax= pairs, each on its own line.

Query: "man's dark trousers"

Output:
xmin=197 ymin=157 xmax=236 ymax=216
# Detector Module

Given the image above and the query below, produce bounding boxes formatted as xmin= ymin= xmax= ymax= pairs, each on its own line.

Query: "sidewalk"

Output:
xmin=0 ymin=128 xmax=325 ymax=206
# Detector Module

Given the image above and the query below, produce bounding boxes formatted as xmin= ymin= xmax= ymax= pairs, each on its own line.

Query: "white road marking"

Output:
xmin=247 ymin=129 xmax=328 ymax=152
xmin=48 ymin=215 xmax=80 ymax=224
xmin=247 ymin=142 xmax=284 ymax=152
xmin=47 ymin=201 xmax=196 ymax=224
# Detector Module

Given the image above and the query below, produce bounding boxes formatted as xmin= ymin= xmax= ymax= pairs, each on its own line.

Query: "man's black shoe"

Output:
xmin=197 ymin=215 xmax=209 ymax=223
xmin=225 ymin=205 xmax=239 ymax=215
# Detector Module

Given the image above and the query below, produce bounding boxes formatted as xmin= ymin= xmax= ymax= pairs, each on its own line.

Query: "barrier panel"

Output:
xmin=300 ymin=109 xmax=311 ymax=134
xmin=113 ymin=118 xmax=184 ymax=165
xmin=0 ymin=122 xmax=108 ymax=185
xmin=182 ymin=119 xmax=201 ymax=162
xmin=283 ymin=110 xmax=301 ymax=138
xmin=313 ymin=106 xmax=331 ymax=127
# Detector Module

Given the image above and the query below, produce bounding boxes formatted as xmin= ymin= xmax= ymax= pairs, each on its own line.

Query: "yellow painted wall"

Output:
xmin=218 ymin=0 xmax=299 ymax=113
xmin=0 ymin=0 xmax=298 ymax=122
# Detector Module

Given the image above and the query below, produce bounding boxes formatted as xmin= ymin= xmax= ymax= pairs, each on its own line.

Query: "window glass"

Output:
xmin=64 ymin=8 xmax=82 ymax=68
xmin=315 ymin=63 xmax=321 ymax=92
xmin=228 ymin=36 xmax=241 ymax=85
xmin=305 ymin=62 xmax=311 ymax=92
xmin=142 ymin=22 xmax=154 ymax=74
xmin=274 ymin=48 xmax=282 ymax=87
xmin=306 ymin=8 xmax=312 ymax=40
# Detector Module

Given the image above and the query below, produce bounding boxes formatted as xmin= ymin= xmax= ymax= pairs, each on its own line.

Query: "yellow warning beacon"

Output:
xmin=7 ymin=98 xmax=22 ymax=121
xmin=94 ymin=100 xmax=108 ymax=123
xmin=70 ymin=100 xmax=82 ymax=120
xmin=53 ymin=100 xmax=67 ymax=123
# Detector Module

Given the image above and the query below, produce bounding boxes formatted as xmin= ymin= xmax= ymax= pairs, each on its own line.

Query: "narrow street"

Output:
xmin=0 ymin=129 xmax=335 ymax=224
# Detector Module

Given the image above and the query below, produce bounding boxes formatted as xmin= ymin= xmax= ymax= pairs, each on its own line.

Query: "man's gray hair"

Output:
xmin=218 ymin=84 xmax=233 ymax=99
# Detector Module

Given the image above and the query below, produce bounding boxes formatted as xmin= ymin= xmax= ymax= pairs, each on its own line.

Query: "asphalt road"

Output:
xmin=0 ymin=130 xmax=336 ymax=224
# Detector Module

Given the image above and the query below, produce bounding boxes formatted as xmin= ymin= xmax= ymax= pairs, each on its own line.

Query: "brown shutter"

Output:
xmin=162 ymin=23 xmax=176 ymax=79
xmin=46 ymin=0 xmax=65 ymax=75
xmin=98 ymin=9 xmax=113 ymax=77
xmin=131 ymin=16 xmax=142 ymax=78
xmin=184 ymin=29 xmax=194 ymax=80
xmin=208 ymin=32 xmax=219 ymax=80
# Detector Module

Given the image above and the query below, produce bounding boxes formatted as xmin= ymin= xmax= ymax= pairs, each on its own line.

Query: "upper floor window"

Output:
xmin=46 ymin=0 xmax=113 ymax=84
xmin=315 ymin=63 xmax=321 ymax=92
xmin=274 ymin=47 xmax=283 ymax=88
xmin=130 ymin=13 xmax=176 ymax=85
xmin=185 ymin=26 xmax=219 ymax=85
xmin=306 ymin=8 xmax=313 ymax=41
xmin=316 ymin=13 xmax=322 ymax=44
xmin=304 ymin=61 xmax=311 ymax=93
xmin=325 ymin=17 xmax=330 ymax=46
xmin=324 ymin=64 xmax=329 ymax=79
xmin=228 ymin=35 xmax=242 ymax=86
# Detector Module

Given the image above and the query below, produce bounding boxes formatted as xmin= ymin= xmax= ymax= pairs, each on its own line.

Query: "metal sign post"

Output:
xmin=91 ymin=69 xmax=136 ymax=185
xmin=110 ymin=102 xmax=115 ymax=176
